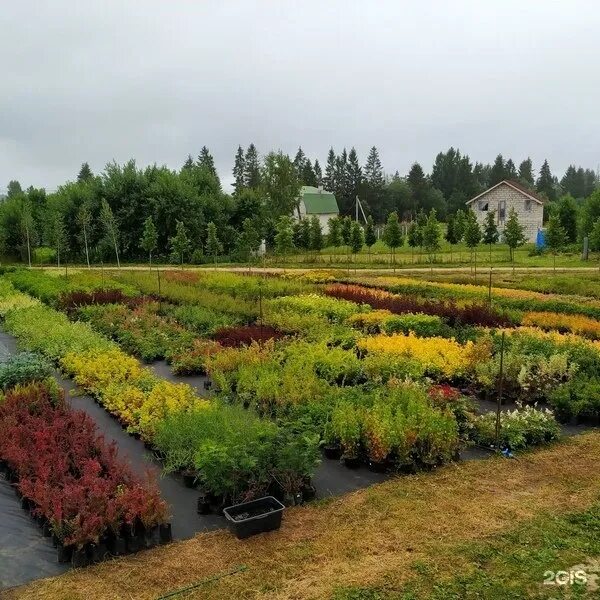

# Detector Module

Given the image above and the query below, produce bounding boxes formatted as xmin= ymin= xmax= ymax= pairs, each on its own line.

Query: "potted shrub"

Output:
xmin=330 ymin=403 xmax=363 ymax=468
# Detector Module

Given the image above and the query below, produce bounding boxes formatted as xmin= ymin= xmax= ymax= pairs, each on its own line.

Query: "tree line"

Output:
xmin=1 ymin=144 xmax=599 ymax=265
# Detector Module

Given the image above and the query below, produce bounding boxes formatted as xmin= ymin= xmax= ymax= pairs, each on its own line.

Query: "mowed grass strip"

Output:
xmin=6 ymin=432 xmax=600 ymax=600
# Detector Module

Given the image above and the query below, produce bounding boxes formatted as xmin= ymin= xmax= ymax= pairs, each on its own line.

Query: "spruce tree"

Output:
xmin=328 ymin=216 xmax=343 ymax=247
xmin=198 ymin=146 xmax=217 ymax=178
xmin=335 ymin=149 xmax=349 ymax=213
xmin=323 ymin=148 xmax=336 ymax=192
xmin=244 ymin=143 xmax=261 ymax=189
xmin=382 ymin=211 xmax=403 ymax=269
xmin=364 ymin=215 xmax=377 ymax=254
xmin=556 ymin=194 xmax=578 ymax=243
xmin=182 ymin=154 xmax=195 ymax=171
xmin=140 ymin=216 xmax=158 ymax=267
xmin=346 ymin=147 xmax=363 ymax=210
xmin=341 ymin=215 xmax=352 ymax=245
xmin=313 ymin=159 xmax=323 ymax=186
xmin=422 ymin=209 xmax=441 ymax=262
xmin=536 ymin=159 xmax=556 ymax=201
xmin=489 ymin=154 xmax=506 ymax=186
xmin=482 ymin=210 xmax=499 ymax=263
xmin=301 ymin=159 xmax=317 ymax=187
xmin=504 ymin=158 xmax=517 ymax=180
xmin=308 ymin=215 xmax=324 ymax=252
xmin=170 ymin=220 xmax=191 ymax=265
xmin=518 ymin=158 xmax=535 ymax=186
xmin=293 ymin=147 xmax=306 ymax=176
xmin=364 ymin=146 xmax=384 ymax=188
xmin=407 ymin=163 xmax=428 ymax=213
xmin=77 ymin=162 xmax=93 ymax=182
xmin=233 ymin=145 xmax=246 ymax=195
xmin=503 ymin=208 xmax=526 ymax=267
xmin=545 ymin=212 xmax=566 ymax=272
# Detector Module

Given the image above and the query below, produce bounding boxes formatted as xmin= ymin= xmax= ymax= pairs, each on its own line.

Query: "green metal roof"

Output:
xmin=300 ymin=186 xmax=339 ymax=214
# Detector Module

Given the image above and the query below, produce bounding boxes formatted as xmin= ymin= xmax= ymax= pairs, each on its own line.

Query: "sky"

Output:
xmin=1 ymin=1 xmax=600 ymax=193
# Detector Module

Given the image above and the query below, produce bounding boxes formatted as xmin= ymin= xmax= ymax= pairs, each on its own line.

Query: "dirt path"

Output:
xmin=6 ymin=432 xmax=600 ymax=600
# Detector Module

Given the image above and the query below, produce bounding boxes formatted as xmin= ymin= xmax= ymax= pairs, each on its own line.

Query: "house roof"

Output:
xmin=466 ymin=180 xmax=545 ymax=206
xmin=300 ymin=186 xmax=339 ymax=214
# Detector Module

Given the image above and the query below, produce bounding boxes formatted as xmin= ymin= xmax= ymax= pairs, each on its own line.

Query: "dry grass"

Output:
xmin=6 ymin=432 xmax=600 ymax=600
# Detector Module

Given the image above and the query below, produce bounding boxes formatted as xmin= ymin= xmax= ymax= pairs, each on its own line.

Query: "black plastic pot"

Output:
xmin=159 ymin=523 xmax=172 ymax=544
xmin=42 ymin=521 xmax=52 ymax=537
xmin=57 ymin=543 xmax=73 ymax=564
xmin=301 ymin=483 xmax=317 ymax=502
xmin=343 ymin=456 xmax=361 ymax=469
xmin=89 ymin=542 xmax=109 ymax=563
xmin=367 ymin=459 xmax=388 ymax=473
xmin=144 ymin=525 xmax=160 ymax=548
xmin=182 ymin=469 xmax=198 ymax=489
xmin=323 ymin=444 xmax=342 ymax=460
xmin=197 ymin=492 xmax=212 ymax=514
xmin=223 ymin=496 xmax=285 ymax=540
xmin=71 ymin=547 xmax=90 ymax=568
xmin=107 ymin=534 xmax=127 ymax=556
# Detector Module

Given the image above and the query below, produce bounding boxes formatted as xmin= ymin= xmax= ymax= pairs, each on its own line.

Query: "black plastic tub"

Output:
xmin=223 ymin=496 xmax=285 ymax=539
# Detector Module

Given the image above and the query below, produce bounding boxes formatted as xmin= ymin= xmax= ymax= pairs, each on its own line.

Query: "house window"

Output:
xmin=478 ymin=201 xmax=489 ymax=212
xmin=498 ymin=201 xmax=506 ymax=224
xmin=525 ymin=199 xmax=531 ymax=212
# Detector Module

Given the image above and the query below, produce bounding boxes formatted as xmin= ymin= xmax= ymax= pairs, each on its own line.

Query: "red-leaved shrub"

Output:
xmin=0 ymin=381 xmax=168 ymax=549
xmin=212 ymin=325 xmax=285 ymax=348
xmin=323 ymin=284 xmax=513 ymax=328
xmin=58 ymin=289 xmax=150 ymax=312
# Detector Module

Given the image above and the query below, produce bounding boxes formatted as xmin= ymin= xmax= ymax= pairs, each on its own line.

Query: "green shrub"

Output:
xmin=382 ymin=313 xmax=450 ymax=337
xmin=548 ymin=376 xmax=600 ymax=421
xmin=166 ymin=304 xmax=239 ymax=336
xmin=0 ymin=352 xmax=53 ymax=390
xmin=470 ymin=405 xmax=560 ymax=450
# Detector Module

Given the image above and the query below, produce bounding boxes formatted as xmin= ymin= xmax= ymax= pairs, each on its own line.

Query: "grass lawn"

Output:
xmin=8 ymin=432 xmax=600 ymax=600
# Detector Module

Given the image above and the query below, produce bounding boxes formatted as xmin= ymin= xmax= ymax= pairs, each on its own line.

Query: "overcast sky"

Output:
xmin=2 ymin=1 xmax=599 ymax=192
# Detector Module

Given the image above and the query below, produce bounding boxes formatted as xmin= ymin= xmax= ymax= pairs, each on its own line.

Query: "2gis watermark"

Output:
xmin=542 ymin=562 xmax=599 ymax=594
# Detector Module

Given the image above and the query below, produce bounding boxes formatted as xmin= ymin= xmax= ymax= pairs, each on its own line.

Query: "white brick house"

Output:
xmin=466 ymin=180 xmax=544 ymax=243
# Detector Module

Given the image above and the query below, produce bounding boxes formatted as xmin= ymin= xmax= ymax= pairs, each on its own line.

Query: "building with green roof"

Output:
xmin=295 ymin=186 xmax=339 ymax=233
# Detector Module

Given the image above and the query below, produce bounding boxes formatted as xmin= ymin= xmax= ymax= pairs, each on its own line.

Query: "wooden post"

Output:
xmin=494 ymin=331 xmax=506 ymax=450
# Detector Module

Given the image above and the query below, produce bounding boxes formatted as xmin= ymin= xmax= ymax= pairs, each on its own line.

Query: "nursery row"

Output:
xmin=347 ymin=275 xmax=600 ymax=321
xmin=0 ymin=375 xmax=169 ymax=566
xmin=0 ymin=280 xmax=320 ymax=505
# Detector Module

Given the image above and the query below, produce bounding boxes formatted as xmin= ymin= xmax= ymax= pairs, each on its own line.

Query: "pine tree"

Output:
xmin=100 ymin=199 xmax=120 ymax=268
xmin=422 ymin=209 xmax=441 ymax=262
xmin=382 ymin=211 xmax=403 ymax=269
xmin=205 ymin=221 xmax=222 ymax=267
xmin=76 ymin=202 xmax=93 ymax=268
xmin=545 ymin=212 xmax=566 ymax=272
xmin=244 ymin=143 xmax=261 ymax=189
xmin=482 ymin=210 xmax=499 ymax=263
xmin=464 ymin=214 xmax=482 ymax=275
xmin=140 ymin=216 xmax=158 ymax=267
xmin=503 ymin=208 xmax=526 ymax=266
xmin=536 ymin=159 xmax=556 ymax=201
xmin=170 ymin=220 xmax=191 ymax=265
xmin=489 ymin=154 xmax=506 ymax=186
xmin=556 ymin=194 xmax=578 ymax=243
xmin=328 ymin=216 xmax=342 ymax=247
xmin=274 ymin=216 xmax=295 ymax=259
xmin=313 ymin=159 xmax=323 ymax=186
xmin=233 ymin=145 xmax=246 ymax=195
xmin=77 ymin=162 xmax=93 ymax=182
xmin=323 ymin=148 xmax=337 ymax=192
xmin=518 ymin=158 xmax=535 ymax=186
xmin=308 ymin=215 xmax=324 ymax=252
xmin=364 ymin=215 xmax=377 ymax=250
